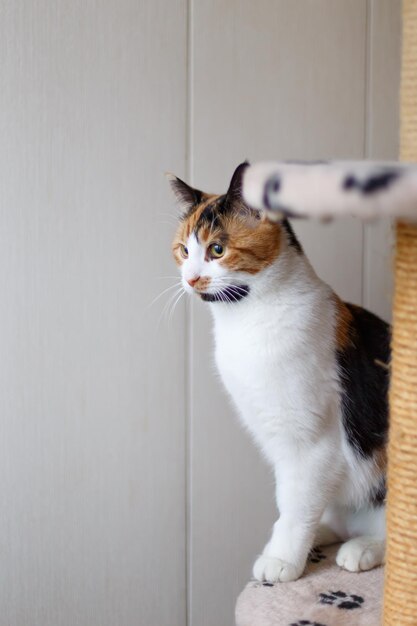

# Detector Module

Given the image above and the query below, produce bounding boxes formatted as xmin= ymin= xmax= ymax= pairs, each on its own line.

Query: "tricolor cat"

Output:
xmin=168 ymin=162 xmax=389 ymax=583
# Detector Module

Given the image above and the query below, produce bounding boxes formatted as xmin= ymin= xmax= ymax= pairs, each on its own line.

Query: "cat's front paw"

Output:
xmin=336 ymin=536 xmax=385 ymax=572
xmin=253 ymin=555 xmax=302 ymax=583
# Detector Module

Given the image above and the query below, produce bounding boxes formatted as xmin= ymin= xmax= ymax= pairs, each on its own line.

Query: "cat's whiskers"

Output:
xmin=157 ymin=285 xmax=185 ymax=328
xmin=168 ymin=289 xmax=186 ymax=323
xmin=201 ymin=277 xmax=243 ymax=307
xmin=205 ymin=279 xmax=229 ymax=299
xmin=147 ymin=281 xmax=184 ymax=309
xmin=223 ymin=286 xmax=240 ymax=304
xmin=208 ymin=276 xmax=246 ymax=302
xmin=220 ymin=291 xmax=234 ymax=307
xmin=225 ymin=286 xmax=241 ymax=303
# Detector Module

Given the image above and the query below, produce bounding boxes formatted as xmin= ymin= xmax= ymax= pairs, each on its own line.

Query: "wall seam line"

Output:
xmin=185 ymin=0 xmax=193 ymax=624
xmin=362 ymin=0 xmax=373 ymax=308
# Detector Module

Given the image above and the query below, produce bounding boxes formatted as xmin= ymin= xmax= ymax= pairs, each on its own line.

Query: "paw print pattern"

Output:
xmin=250 ymin=581 xmax=275 ymax=588
xmin=319 ymin=590 xmax=364 ymax=610
xmin=308 ymin=547 xmax=327 ymax=564
xmin=290 ymin=621 xmax=327 ymax=626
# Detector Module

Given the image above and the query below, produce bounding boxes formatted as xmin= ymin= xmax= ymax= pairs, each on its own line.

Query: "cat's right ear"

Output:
xmin=166 ymin=173 xmax=204 ymax=213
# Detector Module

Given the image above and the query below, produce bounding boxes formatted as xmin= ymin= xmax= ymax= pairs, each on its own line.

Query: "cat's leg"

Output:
xmin=253 ymin=435 xmax=341 ymax=583
xmin=336 ymin=504 xmax=385 ymax=572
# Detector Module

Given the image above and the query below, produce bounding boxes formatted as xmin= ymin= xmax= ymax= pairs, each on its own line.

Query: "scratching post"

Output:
xmin=384 ymin=2 xmax=417 ymax=623
xmin=384 ymin=223 xmax=417 ymax=625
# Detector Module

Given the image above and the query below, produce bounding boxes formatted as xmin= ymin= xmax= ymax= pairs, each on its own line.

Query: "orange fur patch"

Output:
xmin=374 ymin=446 xmax=387 ymax=474
xmin=218 ymin=214 xmax=282 ymax=274
xmin=193 ymin=276 xmax=211 ymax=292
xmin=172 ymin=197 xmax=282 ymax=274
xmin=333 ymin=295 xmax=354 ymax=351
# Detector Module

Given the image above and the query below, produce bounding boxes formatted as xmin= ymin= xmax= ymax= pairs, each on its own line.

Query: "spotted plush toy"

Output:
xmin=243 ymin=160 xmax=417 ymax=221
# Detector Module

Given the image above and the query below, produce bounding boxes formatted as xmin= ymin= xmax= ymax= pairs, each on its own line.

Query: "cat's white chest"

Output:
xmin=211 ymin=296 xmax=337 ymax=457
xmin=212 ymin=305 xmax=301 ymax=440
xmin=215 ymin=322 xmax=277 ymax=397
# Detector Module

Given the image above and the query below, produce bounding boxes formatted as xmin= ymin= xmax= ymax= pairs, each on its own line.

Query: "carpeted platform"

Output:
xmin=235 ymin=544 xmax=383 ymax=626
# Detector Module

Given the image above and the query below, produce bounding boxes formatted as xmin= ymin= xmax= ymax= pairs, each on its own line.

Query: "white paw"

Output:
xmin=336 ymin=536 xmax=385 ymax=572
xmin=253 ymin=555 xmax=302 ymax=582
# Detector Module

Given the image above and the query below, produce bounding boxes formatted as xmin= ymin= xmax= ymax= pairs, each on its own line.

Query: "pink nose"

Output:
xmin=187 ymin=276 xmax=200 ymax=288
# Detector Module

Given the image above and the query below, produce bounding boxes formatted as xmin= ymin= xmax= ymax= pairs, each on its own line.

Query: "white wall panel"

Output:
xmin=0 ymin=3 xmax=187 ymax=625
xmin=363 ymin=0 xmax=401 ymax=322
xmin=0 ymin=2 xmax=400 ymax=626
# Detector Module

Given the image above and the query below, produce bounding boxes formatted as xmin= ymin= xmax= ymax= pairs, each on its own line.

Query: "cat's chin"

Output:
xmin=199 ymin=285 xmax=250 ymax=303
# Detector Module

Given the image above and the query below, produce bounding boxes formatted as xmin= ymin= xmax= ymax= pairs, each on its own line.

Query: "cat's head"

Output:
xmin=168 ymin=162 xmax=300 ymax=303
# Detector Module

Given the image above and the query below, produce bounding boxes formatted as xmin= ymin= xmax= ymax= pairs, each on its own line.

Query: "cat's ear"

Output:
xmin=166 ymin=173 xmax=204 ymax=212
xmin=225 ymin=161 xmax=250 ymax=206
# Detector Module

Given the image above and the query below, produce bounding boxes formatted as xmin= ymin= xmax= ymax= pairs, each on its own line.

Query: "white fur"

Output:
xmin=336 ymin=536 xmax=385 ymax=572
xmin=180 ymin=229 xmax=385 ymax=582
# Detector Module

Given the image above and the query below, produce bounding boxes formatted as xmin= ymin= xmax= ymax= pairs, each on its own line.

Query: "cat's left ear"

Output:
xmin=166 ymin=173 xmax=205 ymax=212
xmin=225 ymin=161 xmax=250 ymax=206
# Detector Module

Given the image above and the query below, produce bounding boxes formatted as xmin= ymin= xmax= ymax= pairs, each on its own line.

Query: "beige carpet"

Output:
xmin=235 ymin=544 xmax=383 ymax=626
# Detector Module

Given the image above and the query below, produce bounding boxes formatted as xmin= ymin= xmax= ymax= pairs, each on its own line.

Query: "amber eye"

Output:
xmin=209 ymin=243 xmax=225 ymax=258
xmin=180 ymin=244 xmax=189 ymax=259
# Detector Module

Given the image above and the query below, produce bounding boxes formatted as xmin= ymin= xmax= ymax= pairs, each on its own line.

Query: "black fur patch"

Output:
xmin=195 ymin=195 xmax=229 ymax=233
xmin=195 ymin=162 xmax=250 ymax=233
xmin=337 ymin=304 xmax=390 ymax=459
xmin=282 ymin=218 xmax=303 ymax=253
xmin=169 ymin=175 xmax=204 ymax=217
xmin=194 ymin=195 xmax=260 ymax=239
xmin=343 ymin=170 xmax=400 ymax=195
xmin=225 ymin=161 xmax=250 ymax=206
xmin=200 ymin=285 xmax=250 ymax=303
xmin=371 ymin=478 xmax=386 ymax=506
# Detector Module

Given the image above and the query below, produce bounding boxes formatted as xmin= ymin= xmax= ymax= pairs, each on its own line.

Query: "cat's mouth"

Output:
xmin=199 ymin=285 xmax=250 ymax=303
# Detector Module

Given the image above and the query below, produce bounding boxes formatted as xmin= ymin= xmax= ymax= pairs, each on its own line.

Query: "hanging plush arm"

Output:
xmin=243 ymin=161 xmax=417 ymax=222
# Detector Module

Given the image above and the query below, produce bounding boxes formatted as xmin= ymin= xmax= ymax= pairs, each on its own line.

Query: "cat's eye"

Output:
xmin=209 ymin=243 xmax=225 ymax=258
xmin=180 ymin=244 xmax=189 ymax=259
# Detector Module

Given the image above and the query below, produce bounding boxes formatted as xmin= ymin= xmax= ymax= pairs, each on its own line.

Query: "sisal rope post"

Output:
xmin=383 ymin=1 xmax=417 ymax=624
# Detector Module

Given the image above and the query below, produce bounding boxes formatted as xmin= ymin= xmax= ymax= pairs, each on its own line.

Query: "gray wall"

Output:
xmin=0 ymin=2 xmax=400 ymax=626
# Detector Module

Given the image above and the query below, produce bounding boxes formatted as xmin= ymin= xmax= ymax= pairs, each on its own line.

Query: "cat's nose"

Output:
xmin=187 ymin=276 xmax=200 ymax=288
